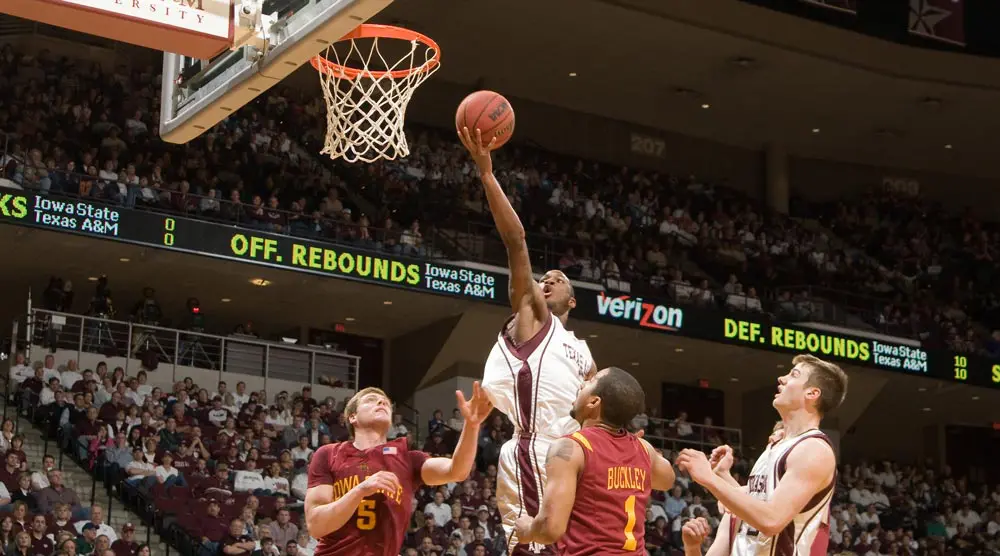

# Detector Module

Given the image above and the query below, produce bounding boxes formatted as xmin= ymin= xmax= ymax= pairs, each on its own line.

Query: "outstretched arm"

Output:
xmin=459 ymin=127 xmax=547 ymax=321
xmin=677 ymin=438 xmax=835 ymax=537
xmin=515 ymin=437 xmax=584 ymax=545
xmin=421 ymin=382 xmax=494 ymax=485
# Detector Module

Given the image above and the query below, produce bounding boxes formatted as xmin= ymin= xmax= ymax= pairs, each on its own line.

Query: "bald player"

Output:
xmin=514 ymin=367 xmax=676 ymax=555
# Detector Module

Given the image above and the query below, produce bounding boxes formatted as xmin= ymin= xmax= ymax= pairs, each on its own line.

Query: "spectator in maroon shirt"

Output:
xmin=195 ymin=464 xmax=231 ymax=498
xmin=422 ymin=431 xmax=450 ymax=457
xmin=415 ymin=514 xmax=448 ymax=553
xmin=6 ymin=436 xmax=26 ymax=470
xmin=71 ymin=371 xmax=95 ymax=394
xmin=28 ymin=515 xmax=54 ymax=555
xmin=98 ymin=392 xmax=125 ymax=422
xmin=170 ymin=443 xmax=196 ymax=472
xmin=110 ymin=522 xmax=138 ymax=556
xmin=0 ymin=452 xmax=22 ymax=493
xmin=646 ymin=515 xmax=668 ymax=553
xmin=74 ymin=407 xmax=104 ymax=460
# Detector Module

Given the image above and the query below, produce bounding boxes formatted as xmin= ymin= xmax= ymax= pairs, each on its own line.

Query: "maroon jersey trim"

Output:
xmin=500 ymin=311 xmax=553 ymax=361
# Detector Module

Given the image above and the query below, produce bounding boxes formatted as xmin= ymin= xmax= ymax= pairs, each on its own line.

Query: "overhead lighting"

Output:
xmin=383 ymin=300 xmax=393 ymax=305
xmin=776 ymin=364 xmax=785 ymax=368
xmin=630 ymin=362 xmax=640 ymax=366
xmin=568 ymin=72 xmax=577 ymax=77
xmin=345 ymin=317 xmax=356 ymax=322
xmin=220 ymin=298 xmax=231 ymax=303
xmin=729 ymin=377 xmax=739 ymax=382
xmin=918 ymin=387 xmax=927 ymax=392
xmin=944 ymin=144 xmax=953 ymax=149
xmin=811 ymin=128 xmax=820 ymax=134
xmin=588 ymin=334 xmax=598 ymax=338
xmin=119 ymin=257 xmax=130 ymax=262
xmin=87 ymin=277 xmax=98 ymax=282
xmin=922 ymin=407 xmax=931 ymax=412
xmin=674 ymin=348 xmax=684 ymax=353
xmin=972 ymin=396 xmax=980 ymax=401
xmin=700 ymin=103 xmax=711 ymax=109
xmin=249 ymin=278 xmax=271 ymax=287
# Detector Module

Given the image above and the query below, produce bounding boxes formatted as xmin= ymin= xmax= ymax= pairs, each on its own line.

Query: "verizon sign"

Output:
xmin=59 ymin=0 xmax=231 ymax=39
xmin=3 ymin=0 xmax=233 ymax=58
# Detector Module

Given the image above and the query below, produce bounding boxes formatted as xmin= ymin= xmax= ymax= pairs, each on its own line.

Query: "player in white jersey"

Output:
xmin=460 ymin=127 xmax=597 ymax=555
xmin=676 ymin=354 xmax=848 ymax=556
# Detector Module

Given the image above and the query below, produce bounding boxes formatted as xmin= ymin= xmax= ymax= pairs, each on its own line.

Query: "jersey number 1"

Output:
xmin=622 ymin=495 xmax=637 ymax=550
xmin=358 ymin=499 xmax=377 ymax=530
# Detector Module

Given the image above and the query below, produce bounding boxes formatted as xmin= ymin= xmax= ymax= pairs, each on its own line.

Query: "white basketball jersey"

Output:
xmin=730 ymin=429 xmax=835 ymax=556
xmin=482 ymin=313 xmax=593 ymax=439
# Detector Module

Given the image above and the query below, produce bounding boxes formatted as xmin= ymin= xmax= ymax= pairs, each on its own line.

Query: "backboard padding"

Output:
xmin=159 ymin=0 xmax=394 ymax=144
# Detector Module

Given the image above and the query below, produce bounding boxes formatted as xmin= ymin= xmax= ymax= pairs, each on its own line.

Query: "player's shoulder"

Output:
xmin=785 ymin=434 xmax=836 ymax=472
xmin=311 ymin=442 xmax=345 ymax=464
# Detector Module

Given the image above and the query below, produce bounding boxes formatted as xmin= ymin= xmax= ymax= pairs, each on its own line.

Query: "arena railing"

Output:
xmin=28 ymin=308 xmax=360 ymax=393
xmin=641 ymin=417 xmax=743 ymax=456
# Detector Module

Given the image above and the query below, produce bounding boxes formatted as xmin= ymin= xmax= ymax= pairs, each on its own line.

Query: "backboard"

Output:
xmin=159 ymin=0 xmax=394 ymax=144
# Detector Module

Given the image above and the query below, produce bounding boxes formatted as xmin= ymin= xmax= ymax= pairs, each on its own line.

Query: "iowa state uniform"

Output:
xmin=307 ymin=437 xmax=429 ymax=556
xmin=558 ymin=427 xmax=651 ymax=556
xmin=482 ymin=312 xmax=594 ymax=553
xmin=729 ymin=429 xmax=835 ymax=556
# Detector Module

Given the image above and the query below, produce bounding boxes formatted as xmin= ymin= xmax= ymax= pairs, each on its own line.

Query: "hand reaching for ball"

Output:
xmin=458 ymin=127 xmax=495 ymax=174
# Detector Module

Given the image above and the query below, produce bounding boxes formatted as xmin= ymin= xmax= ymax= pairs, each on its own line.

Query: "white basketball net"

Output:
xmin=314 ymin=33 xmax=439 ymax=163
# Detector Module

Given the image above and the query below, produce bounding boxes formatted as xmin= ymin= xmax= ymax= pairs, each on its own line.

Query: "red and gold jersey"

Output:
xmin=307 ymin=437 xmax=428 ymax=556
xmin=557 ymin=426 xmax=651 ymax=556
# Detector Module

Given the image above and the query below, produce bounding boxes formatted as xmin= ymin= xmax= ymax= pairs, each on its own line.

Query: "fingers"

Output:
xmin=475 ymin=128 xmax=483 ymax=152
xmin=635 ymin=429 xmax=645 ymax=439
xmin=369 ymin=471 xmax=401 ymax=496
xmin=459 ymin=126 xmax=474 ymax=151
xmin=455 ymin=389 xmax=468 ymax=406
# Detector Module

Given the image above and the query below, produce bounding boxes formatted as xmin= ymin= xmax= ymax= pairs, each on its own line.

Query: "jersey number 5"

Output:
xmin=622 ymin=495 xmax=637 ymax=550
xmin=358 ymin=499 xmax=377 ymax=530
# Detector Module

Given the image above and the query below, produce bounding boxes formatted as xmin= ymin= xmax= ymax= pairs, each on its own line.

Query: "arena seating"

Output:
xmin=11 ymin=350 xmax=1000 ymax=555
xmin=3 ymin=41 xmax=1000 ymax=555
xmin=2 ymin=43 xmax=994 ymax=353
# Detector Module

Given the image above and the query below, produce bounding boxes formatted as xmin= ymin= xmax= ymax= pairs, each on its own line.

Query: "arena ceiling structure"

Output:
xmin=379 ymin=0 xmax=1000 ymax=179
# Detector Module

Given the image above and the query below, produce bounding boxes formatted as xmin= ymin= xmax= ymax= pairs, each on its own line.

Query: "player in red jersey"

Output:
xmin=514 ymin=367 xmax=676 ymax=555
xmin=305 ymin=384 xmax=493 ymax=556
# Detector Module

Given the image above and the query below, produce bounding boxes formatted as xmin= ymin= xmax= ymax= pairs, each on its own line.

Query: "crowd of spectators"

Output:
xmin=6 ymin=348 xmax=1000 ymax=556
xmin=804 ymin=190 xmax=1000 ymax=358
xmin=4 ymin=43 xmax=999 ymax=354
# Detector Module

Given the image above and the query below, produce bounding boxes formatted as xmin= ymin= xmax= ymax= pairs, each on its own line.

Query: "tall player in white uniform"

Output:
xmin=459 ymin=127 xmax=597 ymax=556
xmin=676 ymin=354 xmax=848 ymax=556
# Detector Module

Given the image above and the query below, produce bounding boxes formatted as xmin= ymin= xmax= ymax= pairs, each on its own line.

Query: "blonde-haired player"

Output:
xmin=677 ymin=354 xmax=848 ymax=556
xmin=460 ymin=128 xmax=597 ymax=555
xmin=305 ymin=385 xmax=492 ymax=555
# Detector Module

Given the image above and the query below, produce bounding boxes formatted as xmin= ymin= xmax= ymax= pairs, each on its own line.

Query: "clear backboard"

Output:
xmin=159 ymin=0 xmax=394 ymax=144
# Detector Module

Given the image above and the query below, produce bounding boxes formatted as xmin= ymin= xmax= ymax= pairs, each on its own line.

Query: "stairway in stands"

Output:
xmin=16 ymin=417 xmax=169 ymax=554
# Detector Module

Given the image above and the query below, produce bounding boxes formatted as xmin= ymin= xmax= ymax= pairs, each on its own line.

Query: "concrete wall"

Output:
xmin=29 ymin=346 xmax=356 ymax=405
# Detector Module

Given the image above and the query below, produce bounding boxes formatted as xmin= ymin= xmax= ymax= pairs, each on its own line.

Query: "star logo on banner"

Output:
xmin=909 ymin=0 xmax=951 ymax=35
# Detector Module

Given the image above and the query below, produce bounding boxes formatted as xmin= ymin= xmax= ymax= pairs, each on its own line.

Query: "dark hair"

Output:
xmin=592 ymin=367 xmax=645 ymax=429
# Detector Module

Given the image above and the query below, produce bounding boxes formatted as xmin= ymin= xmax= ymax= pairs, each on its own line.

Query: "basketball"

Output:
xmin=456 ymin=90 xmax=515 ymax=149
